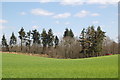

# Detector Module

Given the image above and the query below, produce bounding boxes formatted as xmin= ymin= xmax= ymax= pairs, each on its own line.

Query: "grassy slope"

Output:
xmin=2 ymin=53 xmax=118 ymax=78
xmin=0 ymin=53 xmax=1 ymax=79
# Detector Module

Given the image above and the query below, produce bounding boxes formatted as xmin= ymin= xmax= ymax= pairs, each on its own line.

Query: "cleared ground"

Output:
xmin=2 ymin=53 xmax=118 ymax=78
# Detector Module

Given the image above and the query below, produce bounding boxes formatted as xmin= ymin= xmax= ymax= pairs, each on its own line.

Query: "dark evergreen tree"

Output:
xmin=86 ymin=26 xmax=96 ymax=56
xmin=1 ymin=35 xmax=9 ymax=51
xmin=25 ymin=30 xmax=32 ymax=52
xmin=41 ymin=29 xmax=48 ymax=53
xmin=31 ymin=29 xmax=41 ymax=53
xmin=85 ymin=27 xmax=91 ymax=55
xmin=31 ymin=29 xmax=40 ymax=45
xmin=9 ymin=32 xmax=17 ymax=47
xmin=89 ymin=26 xmax=96 ymax=56
xmin=18 ymin=27 xmax=26 ymax=51
xmin=47 ymin=29 xmax=54 ymax=48
xmin=79 ymin=26 xmax=106 ymax=57
xmin=2 ymin=35 xmax=7 ymax=47
xmin=79 ymin=28 xmax=86 ymax=55
xmin=54 ymin=36 xmax=59 ymax=48
xmin=63 ymin=28 xmax=74 ymax=38
xmin=69 ymin=29 xmax=74 ymax=38
xmin=63 ymin=28 xmax=69 ymax=37
xmin=95 ymin=26 xmax=106 ymax=56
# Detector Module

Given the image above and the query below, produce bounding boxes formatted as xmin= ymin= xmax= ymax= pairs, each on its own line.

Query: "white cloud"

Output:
xmin=39 ymin=0 xmax=54 ymax=3
xmin=75 ymin=10 xmax=89 ymax=17
xmin=20 ymin=12 xmax=27 ymax=15
xmin=32 ymin=25 xmax=40 ymax=29
xmin=60 ymin=0 xmax=118 ymax=5
xmin=91 ymin=13 xmax=100 ymax=16
xmin=53 ymin=13 xmax=71 ymax=19
xmin=75 ymin=10 xmax=100 ymax=18
xmin=0 ymin=19 xmax=8 ymax=23
xmin=60 ymin=0 xmax=84 ymax=5
xmin=86 ymin=0 xmax=118 ymax=5
xmin=92 ymin=21 xmax=99 ymax=24
xmin=31 ymin=8 xmax=54 ymax=16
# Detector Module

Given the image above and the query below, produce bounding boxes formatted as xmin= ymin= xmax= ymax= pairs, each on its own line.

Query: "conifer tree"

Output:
xmin=41 ymin=29 xmax=48 ymax=53
xmin=54 ymin=36 xmax=59 ymax=48
xmin=31 ymin=29 xmax=40 ymax=45
xmin=63 ymin=28 xmax=69 ymax=37
xmin=79 ymin=26 xmax=106 ymax=57
xmin=10 ymin=32 xmax=17 ymax=47
xmin=18 ymin=27 xmax=26 ymax=51
xmin=1 ymin=35 xmax=9 ymax=51
xmin=95 ymin=26 xmax=106 ymax=55
xmin=69 ymin=29 xmax=74 ymax=38
xmin=63 ymin=28 xmax=74 ymax=38
xmin=25 ymin=30 xmax=32 ymax=52
xmin=79 ymin=28 xmax=86 ymax=54
xmin=2 ymin=35 xmax=7 ymax=47
xmin=47 ymin=29 xmax=54 ymax=48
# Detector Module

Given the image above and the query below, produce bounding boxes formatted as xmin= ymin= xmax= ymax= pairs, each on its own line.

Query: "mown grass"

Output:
xmin=2 ymin=53 xmax=118 ymax=78
xmin=0 ymin=53 xmax=2 ymax=79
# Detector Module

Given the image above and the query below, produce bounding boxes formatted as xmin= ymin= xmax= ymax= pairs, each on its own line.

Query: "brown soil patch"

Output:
xmin=0 ymin=51 xmax=49 ymax=57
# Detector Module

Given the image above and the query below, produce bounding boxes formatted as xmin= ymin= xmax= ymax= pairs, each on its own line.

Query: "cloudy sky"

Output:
xmin=0 ymin=0 xmax=118 ymax=42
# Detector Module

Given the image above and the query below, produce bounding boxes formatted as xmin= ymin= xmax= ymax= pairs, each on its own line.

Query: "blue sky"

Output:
xmin=0 ymin=1 xmax=118 ymax=42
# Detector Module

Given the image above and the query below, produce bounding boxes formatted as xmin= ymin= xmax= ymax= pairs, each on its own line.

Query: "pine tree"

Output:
xmin=2 ymin=35 xmax=7 ymax=47
xmin=95 ymin=26 xmax=106 ymax=56
xmin=41 ymin=29 xmax=48 ymax=53
xmin=69 ymin=29 xmax=74 ymax=38
xmin=18 ymin=27 xmax=26 ymax=51
xmin=31 ymin=29 xmax=41 ymax=53
xmin=86 ymin=26 xmax=96 ymax=56
xmin=63 ymin=28 xmax=74 ymax=38
xmin=85 ymin=27 xmax=91 ymax=55
xmin=79 ymin=26 xmax=106 ymax=57
xmin=10 ymin=32 xmax=17 ymax=47
xmin=63 ymin=28 xmax=69 ymax=37
xmin=54 ymin=36 xmax=59 ymax=48
xmin=89 ymin=26 xmax=96 ymax=56
xmin=25 ymin=30 xmax=32 ymax=52
xmin=1 ymin=35 xmax=9 ymax=51
xmin=31 ymin=29 xmax=40 ymax=44
xmin=47 ymin=29 xmax=54 ymax=48
xmin=79 ymin=28 xmax=86 ymax=54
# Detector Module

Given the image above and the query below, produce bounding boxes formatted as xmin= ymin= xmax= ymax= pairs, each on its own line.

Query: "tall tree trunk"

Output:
xmin=26 ymin=46 xmax=27 ymax=53
xmin=43 ymin=46 xmax=46 ymax=54
xmin=29 ymin=45 xmax=30 ymax=53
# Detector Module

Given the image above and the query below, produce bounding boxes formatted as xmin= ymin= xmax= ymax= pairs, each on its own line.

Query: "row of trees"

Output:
xmin=1 ymin=26 xmax=118 ymax=58
xmin=18 ymin=28 xmax=59 ymax=53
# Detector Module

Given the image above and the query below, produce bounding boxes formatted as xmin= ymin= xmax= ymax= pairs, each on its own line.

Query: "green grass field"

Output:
xmin=2 ymin=53 xmax=118 ymax=78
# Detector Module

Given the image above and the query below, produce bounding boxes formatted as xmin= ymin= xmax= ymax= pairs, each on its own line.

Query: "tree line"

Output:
xmin=1 ymin=26 xmax=118 ymax=58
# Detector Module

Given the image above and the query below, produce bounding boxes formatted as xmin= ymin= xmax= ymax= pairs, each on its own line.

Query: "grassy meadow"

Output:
xmin=2 ymin=53 xmax=118 ymax=78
